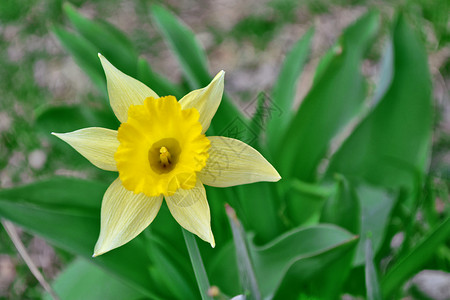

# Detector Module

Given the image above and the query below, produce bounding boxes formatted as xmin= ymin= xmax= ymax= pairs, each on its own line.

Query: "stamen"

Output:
xmin=160 ymin=146 xmax=171 ymax=167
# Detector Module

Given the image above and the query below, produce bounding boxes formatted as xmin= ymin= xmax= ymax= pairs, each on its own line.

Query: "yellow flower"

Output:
xmin=53 ymin=54 xmax=281 ymax=256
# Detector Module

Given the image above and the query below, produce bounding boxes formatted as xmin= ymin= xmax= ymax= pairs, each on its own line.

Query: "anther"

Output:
xmin=159 ymin=147 xmax=171 ymax=167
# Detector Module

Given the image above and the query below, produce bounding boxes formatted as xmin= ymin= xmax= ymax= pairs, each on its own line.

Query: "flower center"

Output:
xmin=114 ymin=96 xmax=210 ymax=197
xmin=148 ymin=138 xmax=181 ymax=174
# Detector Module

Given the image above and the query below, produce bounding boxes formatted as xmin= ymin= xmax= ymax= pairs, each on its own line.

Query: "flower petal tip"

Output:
xmin=209 ymin=233 xmax=216 ymax=248
xmin=51 ymin=132 xmax=64 ymax=140
xmin=92 ymin=246 xmax=107 ymax=257
xmin=269 ymin=166 xmax=282 ymax=182
xmin=275 ymin=173 xmax=282 ymax=182
xmin=215 ymin=70 xmax=225 ymax=81
xmin=51 ymin=132 xmax=68 ymax=141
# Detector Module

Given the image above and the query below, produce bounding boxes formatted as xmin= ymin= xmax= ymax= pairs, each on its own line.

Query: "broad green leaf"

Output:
xmin=285 ymin=179 xmax=332 ymax=226
xmin=321 ymin=175 xmax=360 ymax=234
xmin=43 ymin=259 xmax=143 ymax=300
xmin=150 ymin=4 xmax=243 ymax=135
xmin=381 ymin=217 xmax=450 ymax=298
xmin=0 ymin=178 xmax=164 ymax=299
xmin=145 ymin=235 xmax=198 ymax=299
xmin=235 ymin=183 xmax=282 ymax=242
xmin=207 ymin=241 xmax=240 ymax=296
xmin=63 ymin=3 xmax=138 ymax=77
xmin=137 ymin=58 xmax=184 ymax=99
xmin=52 ymin=25 xmax=105 ymax=92
xmin=325 ymin=14 xmax=433 ymax=190
xmin=250 ymin=225 xmax=358 ymax=298
xmin=226 ymin=205 xmax=261 ymax=299
xmin=365 ymin=238 xmax=382 ymax=300
xmin=267 ymin=27 xmax=314 ymax=149
xmin=274 ymin=232 xmax=356 ymax=299
xmin=278 ymin=11 xmax=379 ymax=182
xmin=354 ymin=184 xmax=396 ymax=266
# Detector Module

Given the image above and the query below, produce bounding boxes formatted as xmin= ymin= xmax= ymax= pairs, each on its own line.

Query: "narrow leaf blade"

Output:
xmin=226 ymin=204 xmax=261 ymax=299
xmin=51 ymin=25 xmax=105 ymax=91
xmin=278 ymin=11 xmax=379 ymax=182
xmin=326 ymin=14 xmax=433 ymax=190
xmin=267 ymin=27 xmax=314 ymax=148
xmin=381 ymin=217 xmax=450 ymax=297
xmin=365 ymin=238 xmax=382 ymax=300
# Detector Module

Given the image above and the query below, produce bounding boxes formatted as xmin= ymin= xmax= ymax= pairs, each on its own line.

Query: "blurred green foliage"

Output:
xmin=0 ymin=0 xmax=449 ymax=299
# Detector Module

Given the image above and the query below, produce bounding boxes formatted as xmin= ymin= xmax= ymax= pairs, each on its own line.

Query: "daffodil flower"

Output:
xmin=53 ymin=54 xmax=281 ymax=256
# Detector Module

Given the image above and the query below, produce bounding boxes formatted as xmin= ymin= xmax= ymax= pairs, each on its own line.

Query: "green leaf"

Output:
xmin=312 ymin=43 xmax=341 ymax=84
xmin=267 ymin=27 xmax=314 ymax=149
xmin=285 ymin=179 xmax=332 ymax=226
xmin=36 ymin=105 xmax=119 ymax=133
xmin=365 ymin=238 xmax=382 ymax=300
xmin=207 ymin=241 xmax=240 ymax=296
xmin=52 ymin=25 xmax=105 ymax=92
xmin=274 ymin=232 xmax=356 ymax=299
xmin=354 ymin=184 xmax=396 ymax=266
xmin=247 ymin=92 xmax=267 ymax=149
xmin=145 ymin=235 xmax=198 ymax=299
xmin=235 ymin=182 xmax=282 ymax=242
xmin=63 ymin=3 xmax=138 ymax=77
xmin=325 ymin=14 xmax=433 ymax=190
xmin=137 ymin=58 xmax=184 ymax=99
xmin=226 ymin=205 xmax=261 ymax=299
xmin=0 ymin=178 xmax=164 ymax=299
xmin=43 ymin=259 xmax=143 ymax=300
xmin=182 ymin=229 xmax=213 ymax=300
xmin=381 ymin=217 xmax=450 ymax=298
xmin=150 ymin=4 xmax=209 ymax=89
xmin=278 ymin=11 xmax=379 ymax=182
xmin=371 ymin=38 xmax=393 ymax=105
xmin=320 ymin=175 xmax=360 ymax=234
xmin=250 ymin=225 xmax=358 ymax=298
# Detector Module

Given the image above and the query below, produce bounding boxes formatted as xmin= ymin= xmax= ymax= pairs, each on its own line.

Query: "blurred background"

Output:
xmin=0 ymin=0 xmax=448 ymax=299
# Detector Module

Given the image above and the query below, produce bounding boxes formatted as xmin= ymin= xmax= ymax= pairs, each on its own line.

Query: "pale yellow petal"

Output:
xmin=165 ymin=180 xmax=215 ymax=247
xmin=52 ymin=127 xmax=119 ymax=171
xmin=198 ymin=136 xmax=281 ymax=187
xmin=179 ymin=71 xmax=224 ymax=133
xmin=98 ymin=54 xmax=159 ymax=123
xmin=93 ymin=178 xmax=163 ymax=256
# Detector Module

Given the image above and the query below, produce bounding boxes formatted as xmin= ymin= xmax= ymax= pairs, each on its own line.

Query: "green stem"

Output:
xmin=182 ymin=228 xmax=213 ymax=300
